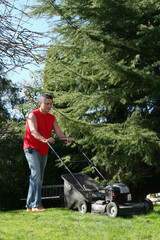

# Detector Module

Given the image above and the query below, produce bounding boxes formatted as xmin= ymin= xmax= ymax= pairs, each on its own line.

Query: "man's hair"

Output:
xmin=40 ymin=93 xmax=53 ymax=102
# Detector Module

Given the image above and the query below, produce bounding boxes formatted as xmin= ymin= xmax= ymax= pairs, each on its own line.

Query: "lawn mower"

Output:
xmin=48 ymin=141 xmax=153 ymax=217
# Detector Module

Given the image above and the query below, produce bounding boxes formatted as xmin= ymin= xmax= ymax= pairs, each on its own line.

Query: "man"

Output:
xmin=23 ymin=93 xmax=72 ymax=212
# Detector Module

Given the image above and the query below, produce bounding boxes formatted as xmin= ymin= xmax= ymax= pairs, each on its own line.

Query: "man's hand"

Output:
xmin=45 ymin=137 xmax=55 ymax=144
xmin=66 ymin=137 xmax=73 ymax=143
xmin=58 ymin=137 xmax=73 ymax=143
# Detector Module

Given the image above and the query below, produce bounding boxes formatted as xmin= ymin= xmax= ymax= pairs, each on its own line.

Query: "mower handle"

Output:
xmin=49 ymin=139 xmax=108 ymax=185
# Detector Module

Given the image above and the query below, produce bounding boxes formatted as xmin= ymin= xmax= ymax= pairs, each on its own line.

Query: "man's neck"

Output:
xmin=39 ymin=107 xmax=48 ymax=115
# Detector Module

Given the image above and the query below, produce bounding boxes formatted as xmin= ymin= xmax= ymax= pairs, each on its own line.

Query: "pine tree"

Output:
xmin=32 ymin=0 xmax=160 ymax=184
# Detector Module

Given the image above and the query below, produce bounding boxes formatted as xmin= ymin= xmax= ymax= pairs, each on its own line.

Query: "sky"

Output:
xmin=7 ymin=0 xmax=51 ymax=84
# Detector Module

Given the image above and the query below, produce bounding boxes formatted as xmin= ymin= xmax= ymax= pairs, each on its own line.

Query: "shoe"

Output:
xmin=26 ymin=208 xmax=32 ymax=212
xmin=32 ymin=206 xmax=46 ymax=212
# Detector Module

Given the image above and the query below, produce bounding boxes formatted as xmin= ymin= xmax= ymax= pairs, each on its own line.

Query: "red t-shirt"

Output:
xmin=23 ymin=109 xmax=55 ymax=155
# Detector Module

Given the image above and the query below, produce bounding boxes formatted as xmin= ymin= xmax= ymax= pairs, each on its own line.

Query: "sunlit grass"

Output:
xmin=0 ymin=205 xmax=160 ymax=240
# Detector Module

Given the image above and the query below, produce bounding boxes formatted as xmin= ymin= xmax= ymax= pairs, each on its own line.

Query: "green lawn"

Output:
xmin=0 ymin=205 xmax=160 ymax=240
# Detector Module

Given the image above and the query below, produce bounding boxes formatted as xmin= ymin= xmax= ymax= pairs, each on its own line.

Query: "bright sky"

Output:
xmin=7 ymin=0 xmax=51 ymax=84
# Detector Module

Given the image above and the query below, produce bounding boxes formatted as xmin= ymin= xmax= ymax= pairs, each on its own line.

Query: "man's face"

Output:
xmin=39 ymin=99 xmax=53 ymax=113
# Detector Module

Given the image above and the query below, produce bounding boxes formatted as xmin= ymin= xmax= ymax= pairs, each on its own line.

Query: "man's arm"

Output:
xmin=28 ymin=113 xmax=54 ymax=143
xmin=53 ymin=119 xmax=73 ymax=143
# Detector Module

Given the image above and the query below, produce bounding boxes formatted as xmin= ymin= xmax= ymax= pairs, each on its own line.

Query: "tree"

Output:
xmin=0 ymin=0 xmax=46 ymax=72
xmin=12 ymin=72 xmax=44 ymax=120
xmin=32 ymin=0 xmax=160 ymax=188
xmin=0 ymin=70 xmax=25 ymax=209
xmin=0 ymin=69 xmax=23 ymax=134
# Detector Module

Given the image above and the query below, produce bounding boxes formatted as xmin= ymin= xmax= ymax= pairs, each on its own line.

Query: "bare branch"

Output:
xmin=0 ymin=0 xmax=48 ymax=73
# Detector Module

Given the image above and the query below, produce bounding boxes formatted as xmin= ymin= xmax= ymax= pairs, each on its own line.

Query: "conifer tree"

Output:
xmin=32 ymin=0 xmax=160 ymax=184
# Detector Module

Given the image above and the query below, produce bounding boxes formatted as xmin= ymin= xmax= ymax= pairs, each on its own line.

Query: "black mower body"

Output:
xmin=48 ymin=141 xmax=153 ymax=217
xmin=62 ymin=173 xmax=153 ymax=217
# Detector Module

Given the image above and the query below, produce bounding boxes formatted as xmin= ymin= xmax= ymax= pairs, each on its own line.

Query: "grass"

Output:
xmin=0 ymin=205 xmax=160 ymax=240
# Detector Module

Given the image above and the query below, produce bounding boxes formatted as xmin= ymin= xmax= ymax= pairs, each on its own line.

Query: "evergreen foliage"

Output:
xmin=0 ymin=127 xmax=27 ymax=210
xmin=0 ymin=70 xmax=27 ymax=209
xmin=32 ymin=0 xmax=160 ymax=184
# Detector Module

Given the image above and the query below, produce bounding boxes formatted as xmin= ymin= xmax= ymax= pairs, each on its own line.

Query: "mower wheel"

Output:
xmin=107 ymin=202 xmax=119 ymax=218
xmin=143 ymin=199 xmax=153 ymax=212
xmin=78 ymin=200 xmax=91 ymax=214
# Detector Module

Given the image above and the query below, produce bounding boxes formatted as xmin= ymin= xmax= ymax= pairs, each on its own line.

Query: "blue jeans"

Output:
xmin=24 ymin=148 xmax=48 ymax=208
